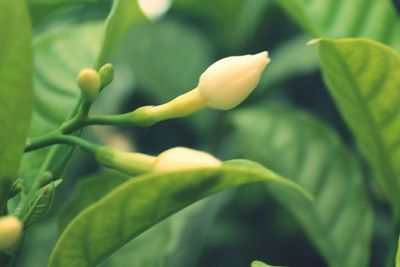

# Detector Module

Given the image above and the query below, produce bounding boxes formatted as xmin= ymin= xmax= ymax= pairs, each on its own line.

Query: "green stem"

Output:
xmin=0 ymin=180 xmax=11 ymax=215
xmin=24 ymin=135 xmax=99 ymax=155
xmin=85 ymin=113 xmax=149 ymax=127
xmin=60 ymin=100 xmax=92 ymax=133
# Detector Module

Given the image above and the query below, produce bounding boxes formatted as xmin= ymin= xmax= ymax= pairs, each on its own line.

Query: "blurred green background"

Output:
xmin=18 ymin=0 xmax=399 ymax=266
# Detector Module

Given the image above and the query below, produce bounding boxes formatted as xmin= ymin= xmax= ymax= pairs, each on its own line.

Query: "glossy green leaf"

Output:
xmin=230 ymin=106 xmax=373 ymax=267
xmin=59 ymin=171 xmax=128 ymax=231
xmin=251 ymin=261 xmax=282 ymax=267
xmin=95 ymin=0 xmax=146 ymax=69
xmin=0 ymin=0 xmax=33 ymax=208
xmin=48 ymin=160 xmax=310 ymax=267
xmin=317 ymin=38 xmax=400 ymax=217
xmin=276 ymin=0 xmax=400 ymax=50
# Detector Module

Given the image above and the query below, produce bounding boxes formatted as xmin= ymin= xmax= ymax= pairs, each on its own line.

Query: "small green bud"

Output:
xmin=0 ymin=216 xmax=23 ymax=250
xmin=77 ymin=69 xmax=101 ymax=102
xmin=99 ymin=63 xmax=114 ymax=89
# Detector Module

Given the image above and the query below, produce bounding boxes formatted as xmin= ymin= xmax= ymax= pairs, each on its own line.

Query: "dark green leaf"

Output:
xmin=0 ymin=0 xmax=32 ymax=208
xmin=317 ymin=38 xmax=400 ymax=217
xmin=48 ymin=160 xmax=310 ymax=267
xmin=230 ymin=106 xmax=373 ymax=267
xmin=277 ymin=0 xmax=400 ymax=50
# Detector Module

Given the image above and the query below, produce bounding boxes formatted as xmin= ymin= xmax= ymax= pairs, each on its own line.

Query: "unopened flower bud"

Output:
xmin=153 ymin=147 xmax=221 ymax=172
xmin=95 ymin=146 xmax=221 ymax=175
xmin=99 ymin=63 xmax=114 ymax=89
xmin=197 ymin=51 xmax=270 ymax=110
xmin=0 ymin=216 xmax=23 ymax=250
xmin=77 ymin=69 xmax=101 ymax=102
xmin=118 ymin=52 xmax=269 ymax=126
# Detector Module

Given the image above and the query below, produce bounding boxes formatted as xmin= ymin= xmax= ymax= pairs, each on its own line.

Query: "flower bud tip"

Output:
xmin=198 ymin=51 xmax=270 ymax=110
xmin=0 ymin=216 xmax=23 ymax=250
xmin=153 ymin=147 xmax=221 ymax=172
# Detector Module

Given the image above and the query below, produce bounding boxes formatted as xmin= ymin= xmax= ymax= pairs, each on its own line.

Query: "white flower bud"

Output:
xmin=77 ymin=69 xmax=101 ymax=102
xmin=153 ymin=147 xmax=222 ymax=172
xmin=0 ymin=216 xmax=23 ymax=250
xmin=197 ymin=51 xmax=270 ymax=110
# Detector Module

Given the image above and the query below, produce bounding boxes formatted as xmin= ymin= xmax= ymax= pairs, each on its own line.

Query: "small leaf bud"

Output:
xmin=98 ymin=63 xmax=114 ymax=89
xmin=77 ymin=69 xmax=101 ymax=102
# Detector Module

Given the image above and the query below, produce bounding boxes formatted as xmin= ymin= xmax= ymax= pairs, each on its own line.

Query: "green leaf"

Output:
xmin=61 ymin=175 xmax=228 ymax=265
xmin=28 ymin=0 xmax=97 ymax=26
xmin=316 ymin=38 xmax=400 ymax=217
xmin=397 ymin=236 xmax=400 ymax=267
xmin=276 ymin=0 xmax=400 ymax=50
xmin=48 ymin=160 xmax=310 ymax=267
xmin=58 ymin=171 xmax=128 ymax=231
xmin=251 ymin=260 xmax=283 ymax=267
xmin=0 ymin=0 xmax=33 ymax=208
xmin=229 ymin=106 xmax=373 ymax=267
xmin=29 ymin=0 xmax=95 ymax=3
xmin=95 ymin=0 xmax=146 ymax=69
xmin=101 ymin=194 xmax=230 ymax=267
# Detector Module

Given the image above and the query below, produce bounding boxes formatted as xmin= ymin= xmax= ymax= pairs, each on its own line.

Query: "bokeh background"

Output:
xmin=18 ymin=0 xmax=400 ymax=266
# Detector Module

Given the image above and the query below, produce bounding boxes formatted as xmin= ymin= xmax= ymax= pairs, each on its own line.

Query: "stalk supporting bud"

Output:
xmin=96 ymin=147 xmax=156 ymax=176
xmin=0 ymin=216 xmax=23 ymax=250
xmin=77 ymin=69 xmax=101 ymax=102
xmin=153 ymin=147 xmax=221 ymax=172
xmin=197 ymin=51 xmax=270 ymax=110
xmin=99 ymin=63 xmax=114 ymax=89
